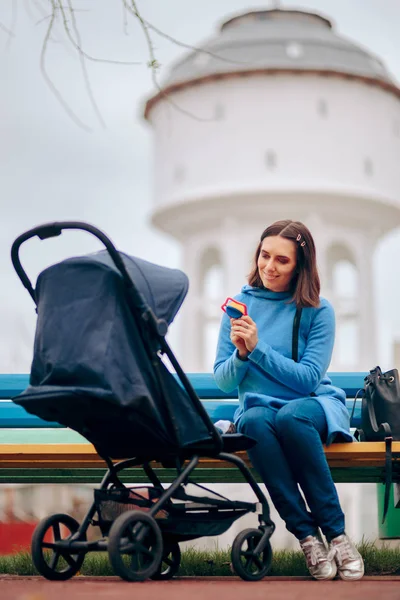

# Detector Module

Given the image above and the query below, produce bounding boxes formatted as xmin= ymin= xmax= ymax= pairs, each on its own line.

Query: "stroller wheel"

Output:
xmin=231 ymin=528 xmax=272 ymax=581
xmin=31 ymin=513 xmax=86 ymax=581
xmin=151 ymin=541 xmax=181 ymax=580
xmin=108 ymin=510 xmax=163 ymax=582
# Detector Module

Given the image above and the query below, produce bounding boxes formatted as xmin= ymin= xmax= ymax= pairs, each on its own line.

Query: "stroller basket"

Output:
xmin=94 ymin=486 xmax=254 ymax=540
xmin=94 ymin=487 xmax=167 ymax=534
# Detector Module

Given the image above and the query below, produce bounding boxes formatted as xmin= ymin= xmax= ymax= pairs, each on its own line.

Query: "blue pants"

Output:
xmin=237 ymin=398 xmax=345 ymax=541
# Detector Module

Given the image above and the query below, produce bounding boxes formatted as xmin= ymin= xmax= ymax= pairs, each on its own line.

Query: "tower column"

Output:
xmin=353 ymin=236 xmax=378 ymax=368
xmin=178 ymin=239 xmax=205 ymax=371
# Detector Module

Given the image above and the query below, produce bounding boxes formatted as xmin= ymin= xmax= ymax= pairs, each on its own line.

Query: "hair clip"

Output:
xmin=296 ymin=234 xmax=301 ymax=241
xmin=300 ymin=241 xmax=306 ymax=247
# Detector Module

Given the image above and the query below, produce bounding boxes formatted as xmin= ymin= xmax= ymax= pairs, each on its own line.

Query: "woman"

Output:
xmin=213 ymin=220 xmax=364 ymax=581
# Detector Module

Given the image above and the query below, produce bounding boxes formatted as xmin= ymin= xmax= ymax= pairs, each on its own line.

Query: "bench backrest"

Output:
xmin=0 ymin=372 xmax=366 ymax=428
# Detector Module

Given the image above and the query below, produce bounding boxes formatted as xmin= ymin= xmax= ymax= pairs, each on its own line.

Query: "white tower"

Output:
xmin=144 ymin=8 xmax=400 ymax=372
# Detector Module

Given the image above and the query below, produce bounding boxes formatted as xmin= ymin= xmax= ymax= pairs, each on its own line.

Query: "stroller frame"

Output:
xmin=11 ymin=221 xmax=275 ymax=582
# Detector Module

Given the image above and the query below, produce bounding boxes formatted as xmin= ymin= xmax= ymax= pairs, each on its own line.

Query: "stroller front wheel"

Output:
xmin=31 ymin=513 xmax=86 ymax=581
xmin=108 ymin=510 xmax=163 ymax=582
xmin=231 ymin=528 xmax=272 ymax=581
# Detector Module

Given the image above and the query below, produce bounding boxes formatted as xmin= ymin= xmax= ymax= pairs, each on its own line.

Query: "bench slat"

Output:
xmin=1 ymin=442 xmax=398 ymax=468
xmin=0 ymin=429 xmax=86 ymax=443
xmin=0 ymin=467 xmax=391 ymax=485
xmin=1 ymin=441 xmax=398 ymax=455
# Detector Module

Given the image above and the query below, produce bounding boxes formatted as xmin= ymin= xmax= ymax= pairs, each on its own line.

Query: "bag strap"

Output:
xmin=292 ymin=307 xmax=317 ymax=397
xmin=382 ymin=435 xmax=393 ymax=524
xmin=364 ymin=387 xmax=393 ymax=523
xmin=292 ymin=307 xmax=302 ymax=363
xmin=350 ymin=388 xmax=364 ymax=424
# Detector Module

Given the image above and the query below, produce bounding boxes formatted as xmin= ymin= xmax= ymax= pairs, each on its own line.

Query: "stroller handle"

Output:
xmin=10 ymin=221 xmax=149 ymax=315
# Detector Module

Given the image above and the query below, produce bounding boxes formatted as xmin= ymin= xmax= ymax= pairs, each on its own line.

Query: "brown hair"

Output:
xmin=248 ymin=220 xmax=320 ymax=308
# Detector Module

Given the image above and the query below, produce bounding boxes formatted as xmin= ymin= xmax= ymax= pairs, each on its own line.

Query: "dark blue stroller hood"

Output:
xmin=13 ymin=250 xmax=213 ymax=458
xmin=92 ymin=250 xmax=189 ymax=325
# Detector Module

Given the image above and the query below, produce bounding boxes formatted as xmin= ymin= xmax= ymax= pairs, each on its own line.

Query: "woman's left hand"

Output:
xmin=230 ymin=315 xmax=258 ymax=353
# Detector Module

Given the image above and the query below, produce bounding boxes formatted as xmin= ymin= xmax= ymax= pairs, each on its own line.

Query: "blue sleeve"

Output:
xmin=248 ymin=301 xmax=335 ymax=395
xmin=213 ymin=313 xmax=250 ymax=393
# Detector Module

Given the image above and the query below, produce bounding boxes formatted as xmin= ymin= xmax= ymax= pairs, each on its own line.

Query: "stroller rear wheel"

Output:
xmin=231 ymin=528 xmax=272 ymax=581
xmin=31 ymin=513 xmax=86 ymax=581
xmin=108 ymin=510 xmax=163 ymax=581
xmin=151 ymin=541 xmax=181 ymax=580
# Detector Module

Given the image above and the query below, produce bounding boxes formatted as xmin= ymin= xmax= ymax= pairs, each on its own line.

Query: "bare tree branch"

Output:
xmin=126 ymin=0 xmax=159 ymax=70
xmin=125 ymin=0 xmax=216 ymax=122
xmin=35 ymin=8 xmax=89 ymax=28
xmin=26 ymin=0 xmax=72 ymax=47
xmin=38 ymin=4 xmax=141 ymax=65
xmin=37 ymin=0 xmax=141 ymax=132
xmin=11 ymin=1 xmax=236 ymax=128
xmin=59 ymin=0 xmax=106 ymax=128
xmin=40 ymin=0 xmax=92 ymax=131
xmin=0 ymin=20 xmax=15 ymax=38
xmin=1 ymin=0 xmax=17 ymax=48
xmin=31 ymin=0 xmax=51 ymax=20
xmin=122 ymin=0 xmax=129 ymax=36
xmin=5 ymin=0 xmax=17 ymax=50
xmin=146 ymin=21 xmax=254 ymax=66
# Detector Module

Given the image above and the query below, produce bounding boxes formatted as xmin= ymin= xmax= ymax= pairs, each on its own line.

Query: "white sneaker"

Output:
xmin=300 ymin=533 xmax=337 ymax=580
xmin=329 ymin=534 xmax=364 ymax=581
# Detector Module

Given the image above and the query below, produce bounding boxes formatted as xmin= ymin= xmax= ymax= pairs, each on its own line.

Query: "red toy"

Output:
xmin=221 ymin=297 xmax=248 ymax=319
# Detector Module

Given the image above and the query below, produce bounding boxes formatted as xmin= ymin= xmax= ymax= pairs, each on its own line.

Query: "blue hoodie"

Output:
xmin=213 ymin=286 xmax=352 ymax=445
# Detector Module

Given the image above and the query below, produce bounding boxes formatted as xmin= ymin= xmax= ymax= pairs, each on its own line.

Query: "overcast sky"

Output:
xmin=1 ymin=0 xmax=400 ymax=372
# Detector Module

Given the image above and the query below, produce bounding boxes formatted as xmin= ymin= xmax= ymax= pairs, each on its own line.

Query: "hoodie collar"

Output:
xmin=241 ymin=284 xmax=293 ymax=301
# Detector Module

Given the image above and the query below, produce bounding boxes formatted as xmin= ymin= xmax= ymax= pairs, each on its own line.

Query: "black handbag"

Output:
xmin=351 ymin=365 xmax=400 ymax=523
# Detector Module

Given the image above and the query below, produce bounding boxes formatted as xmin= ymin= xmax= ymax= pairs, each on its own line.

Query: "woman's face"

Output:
xmin=257 ymin=235 xmax=297 ymax=292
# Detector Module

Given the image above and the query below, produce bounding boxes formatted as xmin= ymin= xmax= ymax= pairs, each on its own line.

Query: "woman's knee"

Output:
xmin=237 ymin=406 xmax=274 ymax=438
xmin=275 ymin=399 xmax=326 ymax=438
xmin=275 ymin=408 xmax=299 ymax=438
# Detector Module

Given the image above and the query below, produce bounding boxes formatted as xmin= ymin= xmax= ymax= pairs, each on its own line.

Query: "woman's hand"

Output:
xmin=230 ymin=315 xmax=258 ymax=354
xmin=230 ymin=320 xmax=249 ymax=359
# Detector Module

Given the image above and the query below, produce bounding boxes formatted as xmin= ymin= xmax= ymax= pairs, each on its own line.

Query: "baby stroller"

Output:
xmin=11 ymin=221 xmax=275 ymax=582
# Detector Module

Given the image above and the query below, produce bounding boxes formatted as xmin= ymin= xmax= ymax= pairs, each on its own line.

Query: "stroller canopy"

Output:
xmin=13 ymin=251 xmax=213 ymax=458
xmin=92 ymin=251 xmax=189 ymax=325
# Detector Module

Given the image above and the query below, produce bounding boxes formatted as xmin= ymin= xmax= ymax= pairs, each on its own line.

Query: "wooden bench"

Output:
xmin=0 ymin=373 xmax=399 ymax=488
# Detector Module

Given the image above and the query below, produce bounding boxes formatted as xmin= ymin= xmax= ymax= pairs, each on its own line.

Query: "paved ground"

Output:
xmin=1 ymin=576 xmax=400 ymax=600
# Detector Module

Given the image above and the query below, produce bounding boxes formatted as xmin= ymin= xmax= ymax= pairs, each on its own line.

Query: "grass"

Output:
xmin=0 ymin=540 xmax=399 ymax=577
xmin=358 ymin=539 xmax=400 ymax=576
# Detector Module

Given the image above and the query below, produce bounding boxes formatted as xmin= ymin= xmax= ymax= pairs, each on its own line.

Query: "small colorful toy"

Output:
xmin=221 ymin=297 xmax=248 ymax=319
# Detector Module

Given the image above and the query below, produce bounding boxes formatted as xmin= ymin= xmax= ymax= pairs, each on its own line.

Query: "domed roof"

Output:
xmin=165 ymin=9 xmax=393 ymax=86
